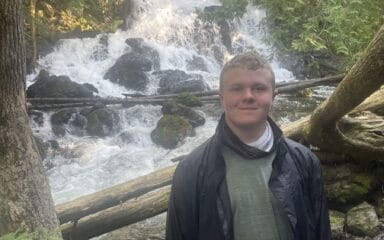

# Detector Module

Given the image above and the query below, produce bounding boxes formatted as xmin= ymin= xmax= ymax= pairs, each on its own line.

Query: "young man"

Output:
xmin=166 ymin=52 xmax=331 ymax=240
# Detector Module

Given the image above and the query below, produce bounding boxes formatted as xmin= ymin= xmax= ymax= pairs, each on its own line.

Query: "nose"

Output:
xmin=243 ymin=88 xmax=255 ymax=99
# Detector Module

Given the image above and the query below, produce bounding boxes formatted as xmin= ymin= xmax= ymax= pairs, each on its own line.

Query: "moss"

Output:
xmin=151 ymin=115 xmax=194 ymax=149
xmin=175 ymin=93 xmax=202 ymax=107
xmin=329 ymin=210 xmax=345 ymax=240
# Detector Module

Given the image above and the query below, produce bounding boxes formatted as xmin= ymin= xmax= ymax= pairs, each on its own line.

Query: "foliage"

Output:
xmin=24 ymin=0 xmax=125 ymax=38
xmin=252 ymin=0 xmax=384 ymax=69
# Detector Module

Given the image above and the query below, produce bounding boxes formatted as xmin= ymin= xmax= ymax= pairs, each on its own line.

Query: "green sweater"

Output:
xmin=222 ymin=146 xmax=293 ymax=240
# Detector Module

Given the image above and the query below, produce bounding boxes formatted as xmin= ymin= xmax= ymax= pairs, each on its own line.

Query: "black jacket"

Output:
xmin=166 ymin=120 xmax=331 ymax=240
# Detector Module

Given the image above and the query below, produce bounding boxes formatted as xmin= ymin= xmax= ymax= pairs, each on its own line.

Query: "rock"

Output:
xmin=113 ymin=131 xmax=135 ymax=146
xmin=91 ymin=34 xmax=109 ymax=61
xmin=323 ymin=164 xmax=377 ymax=210
xmin=28 ymin=110 xmax=44 ymax=126
xmin=346 ymin=202 xmax=381 ymax=237
xmin=125 ymin=38 xmax=160 ymax=70
xmin=162 ymin=101 xmax=205 ymax=128
xmin=47 ymin=140 xmax=60 ymax=150
xmin=51 ymin=109 xmax=77 ymax=137
xmin=211 ymin=44 xmax=224 ymax=65
xmin=81 ymin=107 xmax=120 ymax=137
xmin=51 ymin=109 xmax=77 ymax=126
xmin=27 ymin=70 xmax=95 ymax=98
xmin=186 ymin=55 xmax=208 ymax=72
xmin=175 ymin=93 xmax=203 ymax=107
xmin=82 ymin=83 xmax=99 ymax=94
xmin=330 ymin=210 xmax=346 ymax=240
xmin=154 ymin=69 xmax=209 ymax=94
xmin=103 ymin=51 xmax=151 ymax=91
xmin=151 ymin=115 xmax=194 ymax=149
xmin=376 ymin=195 xmax=384 ymax=218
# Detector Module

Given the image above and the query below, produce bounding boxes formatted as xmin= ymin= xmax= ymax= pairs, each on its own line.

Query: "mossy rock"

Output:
xmin=376 ymin=195 xmax=384 ymax=218
xmin=323 ymin=164 xmax=377 ymax=210
xmin=175 ymin=92 xmax=203 ymax=107
xmin=83 ymin=108 xmax=120 ymax=137
xmin=162 ymin=101 xmax=205 ymax=128
xmin=346 ymin=202 xmax=381 ymax=237
xmin=329 ymin=210 xmax=346 ymax=240
xmin=151 ymin=115 xmax=194 ymax=149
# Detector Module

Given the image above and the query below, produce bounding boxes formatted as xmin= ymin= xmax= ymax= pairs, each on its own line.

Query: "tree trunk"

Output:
xmin=304 ymin=24 xmax=384 ymax=162
xmin=61 ymin=186 xmax=171 ymax=240
xmin=56 ymin=165 xmax=176 ymax=224
xmin=0 ymin=0 xmax=61 ymax=238
xmin=30 ymin=0 xmax=38 ymax=72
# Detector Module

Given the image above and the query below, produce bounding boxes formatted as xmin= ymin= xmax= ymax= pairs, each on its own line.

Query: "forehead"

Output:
xmin=222 ymin=67 xmax=274 ymax=86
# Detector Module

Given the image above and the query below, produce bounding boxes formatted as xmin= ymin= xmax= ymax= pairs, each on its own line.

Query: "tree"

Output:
xmin=0 ymin=0 xmax=62 ymax=238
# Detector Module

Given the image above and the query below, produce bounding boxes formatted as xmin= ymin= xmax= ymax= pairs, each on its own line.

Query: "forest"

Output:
xmin=1 ymin=0 xmax=384 ymax=239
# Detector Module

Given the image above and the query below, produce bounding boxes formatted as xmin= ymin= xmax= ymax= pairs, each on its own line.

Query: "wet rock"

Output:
xmin=113 ymin=131 xmax=135 ymax=146
xmin=81 ymin=107 xmax=120 ymax=137
xmin=104 ymin=51 xmax=151 ymax=91
xmin=330 ymin=210 xmax=346 ymax=240
xmin=47 ymin=140 xmax=60 ymax=150
xmin=29 ymin=110 xmax=44 ymax=126
xmin=162 ymin=101 xmax=205 ymax=128
xmin=91 ymin=34 xmax=109 ymax=61
xmin=82 ymin=83 xmax=99 ymax=94
xmin=186 ymin=55 xmax=208 ymax=72
xmin=27 ymin=70 xmax=95 ymax=98
xmin=154 ymin=69 xmax=209 ymax=94
xmin=51 ymin=109 xmax=77 ymax=137
xmin=323 ymin=164 xmax=377 ymax=210
xmin=347 ymin=202 xmax=381 ymax=237
xmin=72 ymin=114 xmax=88 ymax=128
xmin=151 ymin=115 xmax=194 ymax=149
xmin=125 ymin=38 xmax=160 ymax=70
xmin=211 ymin=44 xmax=224 ymax=65
xmin=51 ymin=109 xmax=77 ymax=126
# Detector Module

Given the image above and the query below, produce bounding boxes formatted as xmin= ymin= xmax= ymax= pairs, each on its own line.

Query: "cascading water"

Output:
xmin=27 ymin=0 xmax=302 ymax=238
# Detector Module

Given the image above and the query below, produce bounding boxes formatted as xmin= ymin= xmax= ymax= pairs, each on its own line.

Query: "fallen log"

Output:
xmin=61 ymin=186 xmax=171 ymax=240
xmin=304 ymin=24 xmax=384 ymax=162
xmin=27 ymin=74 xmax=345 ymax=109
xmin=56 ymin=165 xmax=176 ymax=224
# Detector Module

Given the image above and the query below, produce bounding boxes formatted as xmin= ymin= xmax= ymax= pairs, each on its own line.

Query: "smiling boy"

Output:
xmin=166 ymin=52 xmax=331 ymax=240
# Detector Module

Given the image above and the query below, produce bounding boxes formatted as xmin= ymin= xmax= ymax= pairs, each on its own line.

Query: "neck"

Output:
xmin=225 ymin=118 xmax=267 ymax=144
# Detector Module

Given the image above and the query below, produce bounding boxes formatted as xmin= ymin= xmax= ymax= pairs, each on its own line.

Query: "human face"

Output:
xmin=220 ymin=67 xmax=276 ymax=135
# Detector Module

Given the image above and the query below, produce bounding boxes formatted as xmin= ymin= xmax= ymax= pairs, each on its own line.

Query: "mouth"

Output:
xmin=238 ymin=107 xmax=258 ymax=110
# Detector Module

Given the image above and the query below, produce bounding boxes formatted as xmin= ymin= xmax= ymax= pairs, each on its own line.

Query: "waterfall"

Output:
xmin=28 ymin=0 xmax=295 ymax=205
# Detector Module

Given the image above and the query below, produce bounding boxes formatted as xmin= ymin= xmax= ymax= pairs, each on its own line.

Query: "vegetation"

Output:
xmin=197 ymin=0 xmax=383 ymax=71
xmin=252 ymin=0 xmax=384 ymax=69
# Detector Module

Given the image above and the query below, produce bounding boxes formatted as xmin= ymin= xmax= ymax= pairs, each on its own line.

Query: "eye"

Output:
xmin=229 ymin=85 xmax=243 ymax=92
xmin=252 ymin=85 xmax=267 ymax=92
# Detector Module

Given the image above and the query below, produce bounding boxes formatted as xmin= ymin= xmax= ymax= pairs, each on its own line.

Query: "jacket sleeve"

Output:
xmin=166 ymin=159 xmax=199 ymax=240
xmin=308 ymin=151 xmax=332 ymax=240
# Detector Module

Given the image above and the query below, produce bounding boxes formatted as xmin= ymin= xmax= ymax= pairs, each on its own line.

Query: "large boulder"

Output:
xmin=346 ymin=202 xmax=382 ymax=237
xmin=81 ymin=107 xmax=120 ymax=137
xmin=154 ymin=69 xmax=209 ymax=94
xmin=104 ymin=51 xmax=151 ymax=91
xmin=27 ymin=70 xmax=97 ymax=98
xmin=323 ymin=164 xmax=377 ymax=210
xmin=125 ymin=38 xmax=160 ymax=70
xmin=175 ymin=93 xmax=203 ymax=107
xmin=151 ymin=115 xmax=194 ymax=149
xmin=162 ymin=101 xmax=205 ymax=128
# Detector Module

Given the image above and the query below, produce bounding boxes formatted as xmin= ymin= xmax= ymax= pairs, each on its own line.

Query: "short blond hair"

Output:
xmin=219 ymin=52 xmax=275 ymax=91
